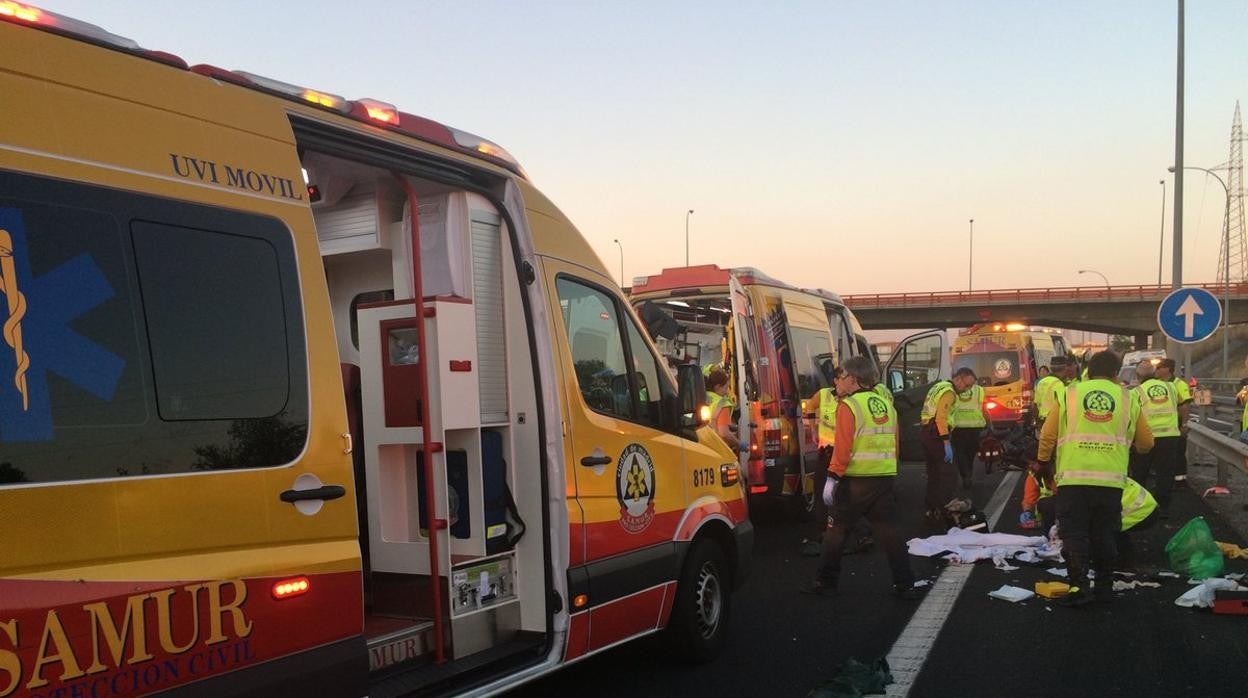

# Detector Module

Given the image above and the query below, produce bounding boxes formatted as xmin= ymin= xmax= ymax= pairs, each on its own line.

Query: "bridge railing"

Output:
xmin=842 ymin=282 xmax=1248 ymax=309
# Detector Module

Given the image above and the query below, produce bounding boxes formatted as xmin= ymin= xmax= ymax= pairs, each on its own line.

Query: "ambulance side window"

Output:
xmin=556 ymin=276 xmax=672 ymax=429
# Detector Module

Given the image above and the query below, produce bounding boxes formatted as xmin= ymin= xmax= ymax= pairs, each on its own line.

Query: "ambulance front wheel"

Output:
xmin=666 ymin=538 xmax=730 ymax=663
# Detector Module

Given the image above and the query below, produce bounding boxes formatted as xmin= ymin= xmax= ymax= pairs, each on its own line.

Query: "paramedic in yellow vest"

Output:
xmin=1156 ymin=358 xmax=1192 ymax=487
xmin=1034 ymin=360 xmax=1064 ymax=425
xmin=1115 ymin=477 xmax=1159 ymax=572
xmin=1131 ymin=361 xmax=1181 ymax=518
xmin=949 ymin=377 xmax=989 ymax=496
xmin=705 ymin=369 xmax=739 ymax=452
xmin=806 ymin=380 xmax=839 ymax=469
xmin=802 ymin=356 xmax=917 ymax=599
xmin=919 ymin=368 xmax=978 ymax=521
xmin=1036 ymin=351 xmax=1153 ymax=606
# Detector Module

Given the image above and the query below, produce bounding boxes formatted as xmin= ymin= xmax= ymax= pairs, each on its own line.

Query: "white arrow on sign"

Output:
xmin=1177 ymin=295 xmax=1204 ymax=337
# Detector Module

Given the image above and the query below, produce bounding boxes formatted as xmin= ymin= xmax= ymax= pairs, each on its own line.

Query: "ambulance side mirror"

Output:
xmin=676 ymin=364 xmax=707 ymax=429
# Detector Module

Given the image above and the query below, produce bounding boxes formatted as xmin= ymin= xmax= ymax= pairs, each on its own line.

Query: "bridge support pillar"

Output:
xmin=1134 ymin=333 xmax=1151 ymax=350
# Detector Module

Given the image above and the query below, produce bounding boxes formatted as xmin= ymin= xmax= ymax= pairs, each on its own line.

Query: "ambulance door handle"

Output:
xmin=280 ymin=485 xmax=347 ymax=503
xmin=580 ymin=455 xmax=612 ymax=467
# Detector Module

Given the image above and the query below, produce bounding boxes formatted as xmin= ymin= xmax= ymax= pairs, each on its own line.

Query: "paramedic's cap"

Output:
xmin=1049 ymin=357 xmax=1070 ymax=368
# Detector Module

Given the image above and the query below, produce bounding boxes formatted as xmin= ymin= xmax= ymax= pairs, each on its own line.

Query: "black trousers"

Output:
xmin=1129 ymin=436 xmax=1181 ymax=509
xmin=1056 ymin=485 xmax=1122 ymax=587
xmin=920 ymin=423 xmax=952 ymax=510
xmin=950 ymin=427 xmax=981 ymax=495
xmin=818 ymin=476 xmax=913 ymax=587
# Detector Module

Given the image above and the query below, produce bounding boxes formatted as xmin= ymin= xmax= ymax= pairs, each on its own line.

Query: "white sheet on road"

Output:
xmin=907 ymin=528 xmax=1061 ymax=565
xmin=1174 ymin=578 xmax=1247 ymax=608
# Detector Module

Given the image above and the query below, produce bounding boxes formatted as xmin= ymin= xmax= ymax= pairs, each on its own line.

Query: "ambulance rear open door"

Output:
xmin=728 ymin=274 xmax=757 ymax=483
xmin=883 ymin=330 xmax=951 ymax=461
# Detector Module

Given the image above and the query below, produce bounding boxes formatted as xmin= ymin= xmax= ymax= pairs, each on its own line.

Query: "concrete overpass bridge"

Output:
xmin=842 ymin=282 xmax=1248 ymax=348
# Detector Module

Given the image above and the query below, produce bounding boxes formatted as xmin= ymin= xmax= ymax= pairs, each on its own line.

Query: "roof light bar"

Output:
xmin=234 ymin=71 xmax=350 ymax=113
xmin=354 ymin=98 xmax=400 ymax=125
xmin=449 ymin=127 xmax=520 ymax=168
xmin=1 ymin=1 xmax=140 ymax=49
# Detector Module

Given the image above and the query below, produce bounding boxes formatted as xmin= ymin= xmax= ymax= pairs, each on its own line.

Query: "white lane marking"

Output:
xmin=884 ymin=470 xmax=1022 ymax=697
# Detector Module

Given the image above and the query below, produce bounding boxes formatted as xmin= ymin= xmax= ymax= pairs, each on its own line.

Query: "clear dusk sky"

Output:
xmin=43 ymin=1 xmax=1248 ymax=294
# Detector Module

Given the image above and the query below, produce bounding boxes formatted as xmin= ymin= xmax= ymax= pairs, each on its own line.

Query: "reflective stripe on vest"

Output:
xmin=950 ymin=384 xmax=986 ymax=429
xmin=843 ymin=391 xmax=898 ymax=476
xmin=1136 ymin=378 xmax=1180 ymax=438
xmin=920 ymin=381 xmax=953 ymax=424
xmin=817 ymin=387 xmax=838 ymax=447
xmin=1120 ymin=478 xmax=1157 ymax=531
xmin=1054 ymin=380 xmax=1133 ymax=488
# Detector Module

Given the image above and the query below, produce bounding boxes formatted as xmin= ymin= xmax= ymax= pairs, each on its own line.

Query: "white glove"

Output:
xmin=822 ymin=477 xmax=837 ymax=507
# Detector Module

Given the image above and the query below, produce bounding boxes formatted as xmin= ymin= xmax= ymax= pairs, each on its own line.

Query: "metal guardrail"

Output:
xmin=1188 ymin=398 xmax=1248 ymax=488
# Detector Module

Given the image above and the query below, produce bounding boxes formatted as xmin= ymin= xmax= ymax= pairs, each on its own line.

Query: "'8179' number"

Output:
xmin=692 ymin=466 xmax=716 ymax=488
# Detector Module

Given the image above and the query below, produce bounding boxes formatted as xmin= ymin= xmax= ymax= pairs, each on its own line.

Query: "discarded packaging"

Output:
xmin=1035 ymin=581 xmax=1071 ymax=598
xmin=1212 ymin=590 xmax=1248 ymax=615
xmin=988 ymin=585 xmax=1035 ymax=603
xmin=1217 ymin=542 xmax=1248 ymax=560
xmin=1045 ymin=567 xmax=1068 ymax=578
xmin=1112 ymin=580 xmax=1162 ymax=592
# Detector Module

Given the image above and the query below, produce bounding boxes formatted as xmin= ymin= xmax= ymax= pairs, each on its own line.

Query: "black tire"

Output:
xmin=665 ymin=538 xmax=731 ymax=663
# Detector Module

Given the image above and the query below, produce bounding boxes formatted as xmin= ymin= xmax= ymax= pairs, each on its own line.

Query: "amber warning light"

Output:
xmin=0 ymin=1 xmax=40 ymax=21
xmin=272 ymin=576 xmax=310 ymax=600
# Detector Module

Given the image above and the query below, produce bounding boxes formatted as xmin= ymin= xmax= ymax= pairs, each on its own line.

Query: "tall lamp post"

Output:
xmin=1158 ymin=179 xmax=1166 ymax=285
xmin=685 ymin=209 xmax=695 ymax=266
xmin=1169 ymin=165 xmax=1231 ymax=377
xmin=968 ymin=218 xmax=974 ymax=291
xmin=612 ymin=238 xmax=624 ymax=287
xmin=1078 ymin=269 xmax=1112 ymax=348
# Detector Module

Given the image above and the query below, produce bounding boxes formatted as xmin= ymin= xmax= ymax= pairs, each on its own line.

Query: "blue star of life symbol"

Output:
xmin=0 ymin=207 xmax=124 ymax=442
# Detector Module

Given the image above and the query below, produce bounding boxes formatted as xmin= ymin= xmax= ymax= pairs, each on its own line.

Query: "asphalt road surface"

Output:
xmin=513 ymin=462 xmax=1248 ymax=698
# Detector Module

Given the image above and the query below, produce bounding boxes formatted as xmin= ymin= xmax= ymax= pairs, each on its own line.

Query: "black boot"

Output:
xmin=1060 ymin=552 xmax=1094 ymax=608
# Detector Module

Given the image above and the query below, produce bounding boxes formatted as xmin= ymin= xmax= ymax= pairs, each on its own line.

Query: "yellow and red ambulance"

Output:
xmin=629 ymin=265 xmax=873 ymax=518
xmin=949 ymin=323 xmax=1068 ymax=424
xmin=0 ymin=5 xmax=751 ymax=696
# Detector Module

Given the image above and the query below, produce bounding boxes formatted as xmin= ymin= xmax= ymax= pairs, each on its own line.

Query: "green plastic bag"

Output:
xmin=1165 ymin=516 xmax=1225 ymax=580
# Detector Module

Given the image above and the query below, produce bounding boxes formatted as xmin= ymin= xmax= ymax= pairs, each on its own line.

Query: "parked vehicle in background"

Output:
xmin=948 ymin=324 xmax=1068 ymax=426
xmin=630 ymin=266 xmax=873 ymax=518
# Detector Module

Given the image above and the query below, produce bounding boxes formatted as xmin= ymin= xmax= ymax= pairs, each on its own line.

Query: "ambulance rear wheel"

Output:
xmin=666 ymin=538 xmax=730 ymax=663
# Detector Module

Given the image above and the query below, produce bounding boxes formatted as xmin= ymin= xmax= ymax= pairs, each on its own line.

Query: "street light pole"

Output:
xmin=1170 ymin=165 xmax=1231 ymax=376
xmin=968 ymin=218 xmax=974 ymax=291
xmin=612 ymin=238 xmax=624 ymax=287
xmin=685 ymin=209 xmax=694 ymax=266
xmin=1158 ymin=179 xmax=1166 ymax=285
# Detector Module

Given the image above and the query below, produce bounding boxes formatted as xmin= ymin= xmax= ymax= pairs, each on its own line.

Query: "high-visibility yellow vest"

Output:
xmin=1120 ymin=477 xmax=1157 ymax=531
xmin=817 ymin=387 xmax=838 ymax=447
xmin=1054 ymin=379 xmax=1137 ymax=489
xmin=872 ymin=383 xmax=894 ymax=405
xmin=707 ymin=391 xmax=729 ymax=426
xmin=920 ymin=381 xmax=953 ymax=424
xmin=1035 ymin=375 xmax=1062 ymax=420
xmin=950 ymin=385 xmax=986 ymax=429
xmin=1135 ymin=378 xmax=1180 ymax=438
xmin=1172 ymin=378 xmax=1192 ymax=404
xmin=842 ymin=390 xmax=898 ymax=477
xmin=1241 ymin=399 xmax=1248 ymax=433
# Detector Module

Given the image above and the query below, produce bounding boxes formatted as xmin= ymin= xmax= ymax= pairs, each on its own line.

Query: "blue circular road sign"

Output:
xmin=1157 ymin=287 xmax=1222 ymax=344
